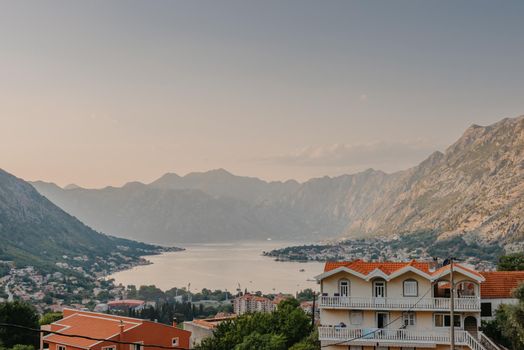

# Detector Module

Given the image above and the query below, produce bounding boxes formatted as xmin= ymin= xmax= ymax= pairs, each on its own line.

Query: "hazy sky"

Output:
xmin=1 ymin=1 xmax=523 ymax=188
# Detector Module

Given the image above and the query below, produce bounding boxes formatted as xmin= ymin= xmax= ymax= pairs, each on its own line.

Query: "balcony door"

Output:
xmin=376 ymin=312 xmax=389 ymax=329
xmin=373 ymin=280 xmax=386 ymax=298
xmin=339 ymin=279 xmax=350 ymax=297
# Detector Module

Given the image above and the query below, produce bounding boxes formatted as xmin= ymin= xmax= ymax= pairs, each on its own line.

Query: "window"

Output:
xmin=403 ymin=280 xmax=418 ymax=297
xmin=172 ymin=338 xmax=179 ymax=346
xmin=434 ymin=314 xmax=461 ymax=327
xmin=373 ymin=280 xmax=386 ymax=298
xmin=350 ymin=347 xmax=362 ymax=350
xmin=57 ymin=346 xmax=66 ymax=350
xmin=402 ymin=312 xmax=416 ymax=326
xmin=102 ymin=347 xmax=116 ymax=350
xmin=130 ymin=342 xmax=143 ymax=350
xmin=481 ymin=302 xmax=493 ymax=317
xmin=376 ymin=312 xmax=389 ymax=329
xmin=339 ymin=279 xmax=350 ymax=297
xmin=350 ymin=311 xmax=363 ymax=325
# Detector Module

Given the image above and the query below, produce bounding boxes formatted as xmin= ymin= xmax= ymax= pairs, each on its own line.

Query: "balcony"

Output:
xmin=318 ymin=295 xmax=480 ymax=311
xmin=318 ymin=327 xmax=486 ymax=349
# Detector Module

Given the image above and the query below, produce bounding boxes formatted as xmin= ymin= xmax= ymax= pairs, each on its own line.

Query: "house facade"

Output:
xmin=315 ymin=260 xmax=498 ymax=350
xmin=183 ymin=315 xmax=236 ymax=347
xmin=42 ymin=309 xmax=191 ymax=350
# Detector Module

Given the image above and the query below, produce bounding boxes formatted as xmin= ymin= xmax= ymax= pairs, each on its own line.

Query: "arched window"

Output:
xmin=339 ymin=279 xmax=350 ymax=297
xmin=403 ymin=279 xmax=418 ymax=297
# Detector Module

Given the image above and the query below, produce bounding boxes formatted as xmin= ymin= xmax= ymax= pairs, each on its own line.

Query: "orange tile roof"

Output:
xmin=323 ymin=259 xmax=483 ymax=278
xmin=189 ymin=316 xmax=236 ymax=330
xmin=45 ymin=313 xmax=140 ymax=348
xmin=480 ymin=271 xmax=524 ymax=298
xmin=324 ymin=259 xmax=430 ymax=274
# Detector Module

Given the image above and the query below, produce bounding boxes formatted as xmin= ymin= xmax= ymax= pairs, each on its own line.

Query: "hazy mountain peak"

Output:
xmin=64 ymin=183 xmax=81 ymax=190
xmin=29 ymin=115 xmax=524 ymax=245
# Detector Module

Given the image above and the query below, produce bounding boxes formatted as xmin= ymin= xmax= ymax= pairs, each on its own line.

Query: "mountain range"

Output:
xmin=0 ymin=169 xmax=160 ymax=271
xmin=31 ymin=116 xmax=524 ymax=246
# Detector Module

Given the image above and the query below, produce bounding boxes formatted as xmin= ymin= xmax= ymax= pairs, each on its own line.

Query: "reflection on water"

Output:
xmin=109 ymin=241 xmax=323 ymax=294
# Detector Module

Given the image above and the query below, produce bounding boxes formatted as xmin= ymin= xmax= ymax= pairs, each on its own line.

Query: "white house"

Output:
xmin=479 ymin=271 xmax=524 ymax=321
xmin=315 ymin=259 xmax=501 ymax=350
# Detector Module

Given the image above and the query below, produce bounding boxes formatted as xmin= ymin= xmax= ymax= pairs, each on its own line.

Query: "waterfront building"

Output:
xmin=315 ymin=259 xmax=502 ymax=350
xmin=41 ymin=308 xmax=191 ymax=350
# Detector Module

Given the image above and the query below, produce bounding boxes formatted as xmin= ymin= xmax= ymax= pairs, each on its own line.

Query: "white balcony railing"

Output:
xmin=318 ymin=296 xmax=480 ymax=311
xmin=318 ymin=327 xmax=486 ymax=349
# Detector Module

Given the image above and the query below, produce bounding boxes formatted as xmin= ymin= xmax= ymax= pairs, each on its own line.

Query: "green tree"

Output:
xmin=12 ymin=345 xmax=35 ymax=350
xmin=498 ymin=253 xmax=524 ymax=271
xmin=0 ymin=301 xmax=39 ymax=348
xmin=39 ymin=312 xmax=63 ymax=325
xmin=138 ymin=285 xmax=165 ymax=301
xmin=234 ymin=333 xmax=286 ymax=350
xmin=196 ymin=298 xmax=313 ymax=350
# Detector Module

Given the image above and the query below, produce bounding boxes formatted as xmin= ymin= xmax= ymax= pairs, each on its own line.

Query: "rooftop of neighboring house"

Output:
xmin=480 ymin=271 xmax=524 ymax=298
xmin=107 ymin=299 xmax=145 ymax=306
xmin=318 ymin=259 xmax=484 ymax=281
xmin=44 ymin=309 xmax=142 ymax=348
xmin=44 ymin=308 xmax=188 ymax=348
xmin=185 ymin=315 xmax=237 ymax=330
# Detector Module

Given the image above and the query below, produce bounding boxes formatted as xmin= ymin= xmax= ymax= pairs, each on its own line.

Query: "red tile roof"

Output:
xmin=480 ymin=271 xmax=524 ymax=298
xmin=323 ymin=259 xmax=483 ymax=278
xmin=190 ymin=316 xmax=236 ymax=330
xmin=45 ymin=313 xmax=140 ymax=348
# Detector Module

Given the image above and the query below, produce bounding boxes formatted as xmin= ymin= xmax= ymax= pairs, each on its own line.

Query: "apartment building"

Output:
xmin=315 ymin=259 xmax=500 ymax=350
xmin=233 ymin=294 xmax=275 ymax=315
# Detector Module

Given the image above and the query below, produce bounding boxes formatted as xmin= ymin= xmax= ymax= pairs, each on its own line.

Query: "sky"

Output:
xmin=1 ymin=1 xmax=523 ymax=188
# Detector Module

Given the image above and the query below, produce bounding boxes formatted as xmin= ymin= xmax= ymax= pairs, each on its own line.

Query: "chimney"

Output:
xmin=429 ymin=257 xmax=439 ymax=272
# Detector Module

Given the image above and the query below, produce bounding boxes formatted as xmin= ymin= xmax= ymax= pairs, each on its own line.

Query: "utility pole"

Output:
xmin=450 ymin=257 xmax=455 ymax=350
xmin=311 ymin=291 xmax=316 ymax=328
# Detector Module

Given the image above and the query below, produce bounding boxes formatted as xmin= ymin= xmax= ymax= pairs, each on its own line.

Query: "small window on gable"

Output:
xmin=172 ymin=338 xmax=179 ymax=346
xmin=403 ymin=280 xmax=418 ymax=296
xmin=102 ymin=347 xmax=116 ymax=350
xmin=57 ymin=345 xmax=66 ymax=350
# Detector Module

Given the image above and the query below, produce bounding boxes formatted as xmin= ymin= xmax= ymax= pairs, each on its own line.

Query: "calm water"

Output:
xmin=109 ymin=241 xmax=323 ymax=294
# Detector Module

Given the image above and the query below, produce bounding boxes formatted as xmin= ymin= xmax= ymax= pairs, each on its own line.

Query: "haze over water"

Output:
xmin=109 ymin=241 xmax=323 ymax=294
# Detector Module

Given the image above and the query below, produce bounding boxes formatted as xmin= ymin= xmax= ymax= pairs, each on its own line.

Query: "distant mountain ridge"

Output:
xmin=0 ymin=169 xmax=161 ymax=271
xmin=31 ymin=116 xmax=524 ymax=246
